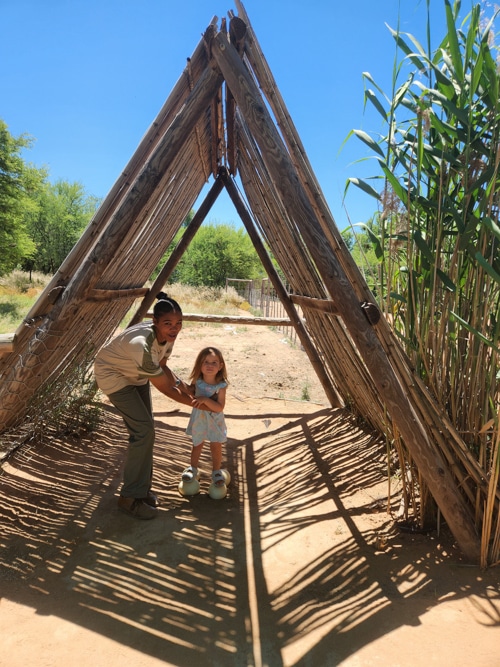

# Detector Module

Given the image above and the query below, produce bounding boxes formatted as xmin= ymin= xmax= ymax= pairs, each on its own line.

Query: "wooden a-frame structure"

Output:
xmin=0 ymin=3 xmax=489 ymax=561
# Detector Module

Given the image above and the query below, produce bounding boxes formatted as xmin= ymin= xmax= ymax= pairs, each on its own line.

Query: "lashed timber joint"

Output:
xmin=360 ymin=301 xmax=381 ymax=325
xmin=48 ymin=286 xmax=66 ymax=304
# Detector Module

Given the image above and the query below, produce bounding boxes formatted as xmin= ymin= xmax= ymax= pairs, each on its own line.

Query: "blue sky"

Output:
xmin=1 ymin=0 xmax=458 ymax=233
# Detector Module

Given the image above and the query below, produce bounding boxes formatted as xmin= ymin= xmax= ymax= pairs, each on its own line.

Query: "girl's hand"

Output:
xmin=191 ymin=392 xmax=224 ymax=412
xmin=192 ymin=396 xmax=209 ymax=408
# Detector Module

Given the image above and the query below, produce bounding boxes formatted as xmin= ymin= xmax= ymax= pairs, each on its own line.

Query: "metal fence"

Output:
xmin=226 ymin=278 xmax=299 ymax=346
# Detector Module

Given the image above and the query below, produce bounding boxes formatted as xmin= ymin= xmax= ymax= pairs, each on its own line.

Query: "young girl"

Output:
xmin=183 ymin=346 xmax=229 ymax=488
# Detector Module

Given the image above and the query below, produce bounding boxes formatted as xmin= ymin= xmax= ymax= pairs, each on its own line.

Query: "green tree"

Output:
xmin=24 ymin=180 xmax=99 ymax=274
xmin=0 ymin=119 xmax=44 ymax=275
xmin=174 ymin=224 xmax=263 ymax=287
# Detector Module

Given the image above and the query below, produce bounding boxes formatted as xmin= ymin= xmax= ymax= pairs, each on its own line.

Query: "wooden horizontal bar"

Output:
xmin=289 ymin=294 xmax=339 ymax=314
xmin=88 ymin=287 xmax=149 ymax=302
xmin=47 ymin=286 xmax=66 ymax=304
xmin=146 ymin=312 xmax=293 ymax=326
xmin=0 ymin=333 xmax=16 ymax=355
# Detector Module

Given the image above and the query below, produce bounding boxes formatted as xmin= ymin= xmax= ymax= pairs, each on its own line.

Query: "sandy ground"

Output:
xmin=1 ymin=322 xmax=499 ymax=667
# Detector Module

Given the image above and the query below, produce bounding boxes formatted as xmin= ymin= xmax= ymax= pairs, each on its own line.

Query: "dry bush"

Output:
xmin=165 ymin=283 xmax=245 ymax=316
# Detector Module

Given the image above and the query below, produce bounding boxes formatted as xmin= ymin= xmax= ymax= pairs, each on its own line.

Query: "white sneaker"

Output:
xmin=182 ymin=466 xmax=199 ymax=482
xmin=212 ymin=469 xmax=226 ymax=487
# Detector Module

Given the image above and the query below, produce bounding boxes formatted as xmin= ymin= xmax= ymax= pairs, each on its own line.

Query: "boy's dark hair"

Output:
xmin=153 ymin=291 xmax=182 ymax=318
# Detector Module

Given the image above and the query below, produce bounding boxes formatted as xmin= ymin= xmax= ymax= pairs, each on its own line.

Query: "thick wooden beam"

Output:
xmin=147 ymin=313 xmax=292 ymax=326
xmin=210 ymin=92 xmax=221 ymax=178
xmin=226 ymin=15 xmax=247 ymax=175
xmin=236 ymin=4 xmax=492 ymax=545
xmin=289 ymin=294 xmax=339 ymax=315
xmin=0 ymin=333 xmax=16 ymax=355
xmin=225 ymin=87 xmax=237 ymax=175
xmin=220 ymin=168 xmax=343 ymax=408
xmin=211 ymin=27 xmax=480 ymax=561
xmin=88 ymin=287 xmax=149 ymax=302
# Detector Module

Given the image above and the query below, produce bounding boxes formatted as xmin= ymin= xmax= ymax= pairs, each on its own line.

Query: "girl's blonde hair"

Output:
xmin=189 ymin=346 xmax=229 ymax=384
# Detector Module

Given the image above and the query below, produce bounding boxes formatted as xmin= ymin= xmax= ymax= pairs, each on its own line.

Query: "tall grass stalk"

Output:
xmin=349 ymin=0 xmax=500 ymax=563
xmin=480 ymin=413 xmax=500 ymax=567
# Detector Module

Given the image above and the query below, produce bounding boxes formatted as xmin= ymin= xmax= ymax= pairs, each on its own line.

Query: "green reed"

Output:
xmin=348 ymin=0 xmax=500 ymax=562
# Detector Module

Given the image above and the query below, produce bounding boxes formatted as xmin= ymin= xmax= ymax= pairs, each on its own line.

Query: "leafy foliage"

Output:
xmin=344 ymin=216 xmax=384 ymax=295
xmin=155 ymin=223 xmax=265 ymax=287
xmin=347 ymin=0 xmax=500 ymax=562
xmin=0 ymin=120 xmax=44 ymax=275
xmin=23 ymin=180 xmax=99 ymax=274
xmin=0 ymin=119 xmax=99 ymax=276
xmin=348 ymin=0 xmax=500 ymax=434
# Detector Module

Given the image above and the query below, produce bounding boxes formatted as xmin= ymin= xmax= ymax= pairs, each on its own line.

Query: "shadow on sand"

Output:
xmin=1 ymin=403 xmax=498 ymax=666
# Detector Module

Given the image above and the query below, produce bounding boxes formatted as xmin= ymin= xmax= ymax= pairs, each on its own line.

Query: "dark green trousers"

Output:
xmin=108 ymin=383 xmax=154 ymax=498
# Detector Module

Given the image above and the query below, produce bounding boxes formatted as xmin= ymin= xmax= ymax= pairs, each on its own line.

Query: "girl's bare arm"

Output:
xmin=194 ymin=387 xmax=226 ymax=412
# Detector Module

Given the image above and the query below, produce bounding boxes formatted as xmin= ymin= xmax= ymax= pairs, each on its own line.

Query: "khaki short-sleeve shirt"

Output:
xmin=94 ymin=322 xmax=173 ymax=395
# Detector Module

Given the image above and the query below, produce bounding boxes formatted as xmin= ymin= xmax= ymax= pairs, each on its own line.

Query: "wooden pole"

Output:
xmin=289 ymin=294 xmax=339 ymax=315
xmin=127 ymin=176 xmax=225 ymax=328
xmin=235 ymin=4 xmax=494 ymax=536
xmin=0 ymin=333 xmax=16 ymax=356
xmin=220 ymin=167 xmax=343 ymax=408
xmin=146 ymin=313 xmax=293 ymax=326
xmin=87 ymin=287 xmax=149 ymax=302
xmin=211 ymin=28 xmax=480 ymax=562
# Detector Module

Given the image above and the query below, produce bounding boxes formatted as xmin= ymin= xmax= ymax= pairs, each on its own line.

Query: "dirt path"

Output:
xmin=1 ymin=323 xmax=499 ymax=666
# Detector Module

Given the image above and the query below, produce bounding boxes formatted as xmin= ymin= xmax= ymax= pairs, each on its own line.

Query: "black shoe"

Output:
xmin=118 ymin=496 xmax=158 ymax=519
xmin=142 ymin=490 xmax=159 ymax=507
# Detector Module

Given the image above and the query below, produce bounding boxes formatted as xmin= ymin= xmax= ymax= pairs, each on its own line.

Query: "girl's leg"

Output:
xmin=190 ymin=443 xmax=204 ymax=468
xmin=210 ymin=441 xmax=223 ymax=472
xmin=210 ymin=441 xmax=226 ymax=487
xmin=182 ymin=443 xmax=203 ymax=481
xmin=108 ymin=384 xmax=155 ymax=499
